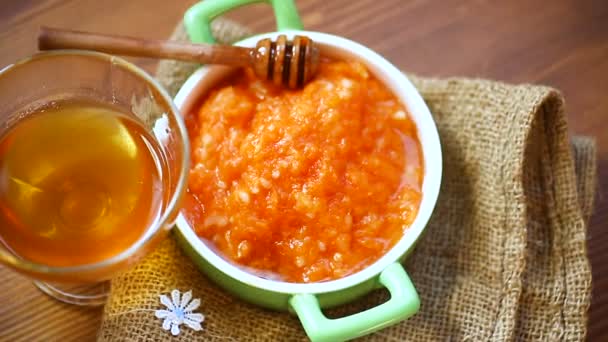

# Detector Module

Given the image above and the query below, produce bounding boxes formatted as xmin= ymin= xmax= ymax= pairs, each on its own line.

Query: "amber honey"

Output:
xmin=0 ymin=100 xmax=166 ymax=266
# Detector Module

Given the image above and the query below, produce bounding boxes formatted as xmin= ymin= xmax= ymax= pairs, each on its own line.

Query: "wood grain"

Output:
xmin=0 ymin=0 xmax=606 ymax=340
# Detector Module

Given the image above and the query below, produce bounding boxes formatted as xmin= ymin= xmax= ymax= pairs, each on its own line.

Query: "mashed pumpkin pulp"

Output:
xmin=184 ymin=60 xmax=423 ymax=283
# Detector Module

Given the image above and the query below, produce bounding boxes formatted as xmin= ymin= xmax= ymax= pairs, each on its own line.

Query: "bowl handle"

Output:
xmin=289 ymin=262 xmax=420 ymax=342
xmin=184 ymin=0 xmax=303 ymax=44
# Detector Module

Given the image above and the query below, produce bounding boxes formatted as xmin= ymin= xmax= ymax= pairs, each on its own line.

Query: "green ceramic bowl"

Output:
xmin=173 ymin=1 xmax=442 ymax=341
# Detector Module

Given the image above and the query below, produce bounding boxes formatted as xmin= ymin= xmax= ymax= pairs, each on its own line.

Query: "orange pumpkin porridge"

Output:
xmin=184 ymin=59 xmax=423 ymax=283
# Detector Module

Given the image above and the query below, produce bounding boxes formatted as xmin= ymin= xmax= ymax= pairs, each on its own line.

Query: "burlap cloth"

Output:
xmin=98 ymin=19 xmax=596 ymax=341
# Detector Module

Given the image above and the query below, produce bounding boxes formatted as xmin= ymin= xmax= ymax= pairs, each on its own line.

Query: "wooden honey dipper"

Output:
xmin=38 ymin=27 xmax=320 ymax=89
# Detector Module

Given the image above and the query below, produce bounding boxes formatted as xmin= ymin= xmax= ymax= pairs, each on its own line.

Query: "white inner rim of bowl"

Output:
xmin=174 ymin=31 xmax=442 ymax=294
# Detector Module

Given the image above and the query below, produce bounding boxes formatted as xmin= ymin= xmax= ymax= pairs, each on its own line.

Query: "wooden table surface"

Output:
xmin=0 ymin=0 xmax=606 ymax=340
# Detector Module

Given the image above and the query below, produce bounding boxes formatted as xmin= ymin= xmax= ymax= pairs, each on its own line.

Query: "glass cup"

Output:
xmin=0 ymin=51 xmax=189 ymax=305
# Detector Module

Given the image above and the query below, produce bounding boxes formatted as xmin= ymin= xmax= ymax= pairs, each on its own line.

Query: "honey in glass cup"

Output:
xmin=0 ymin=51 xmax=189 ymax=305
xmin=0 ymin=100 xmax=168 ymax=266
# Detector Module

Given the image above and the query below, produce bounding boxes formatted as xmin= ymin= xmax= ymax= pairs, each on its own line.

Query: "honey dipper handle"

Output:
xmin=38 ymin=26 xmax=252 ymax=66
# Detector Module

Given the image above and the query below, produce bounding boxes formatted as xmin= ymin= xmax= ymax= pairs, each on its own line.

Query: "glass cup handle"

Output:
xmin=289 ymin=262 xmax=420 ymax=342
xmin=184 ymin=0 xmax=303 ymax=44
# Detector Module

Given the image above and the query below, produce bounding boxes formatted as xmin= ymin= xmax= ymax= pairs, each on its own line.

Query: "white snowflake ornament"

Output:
xmin=155 ymin=289 xmax=205 ymax=336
